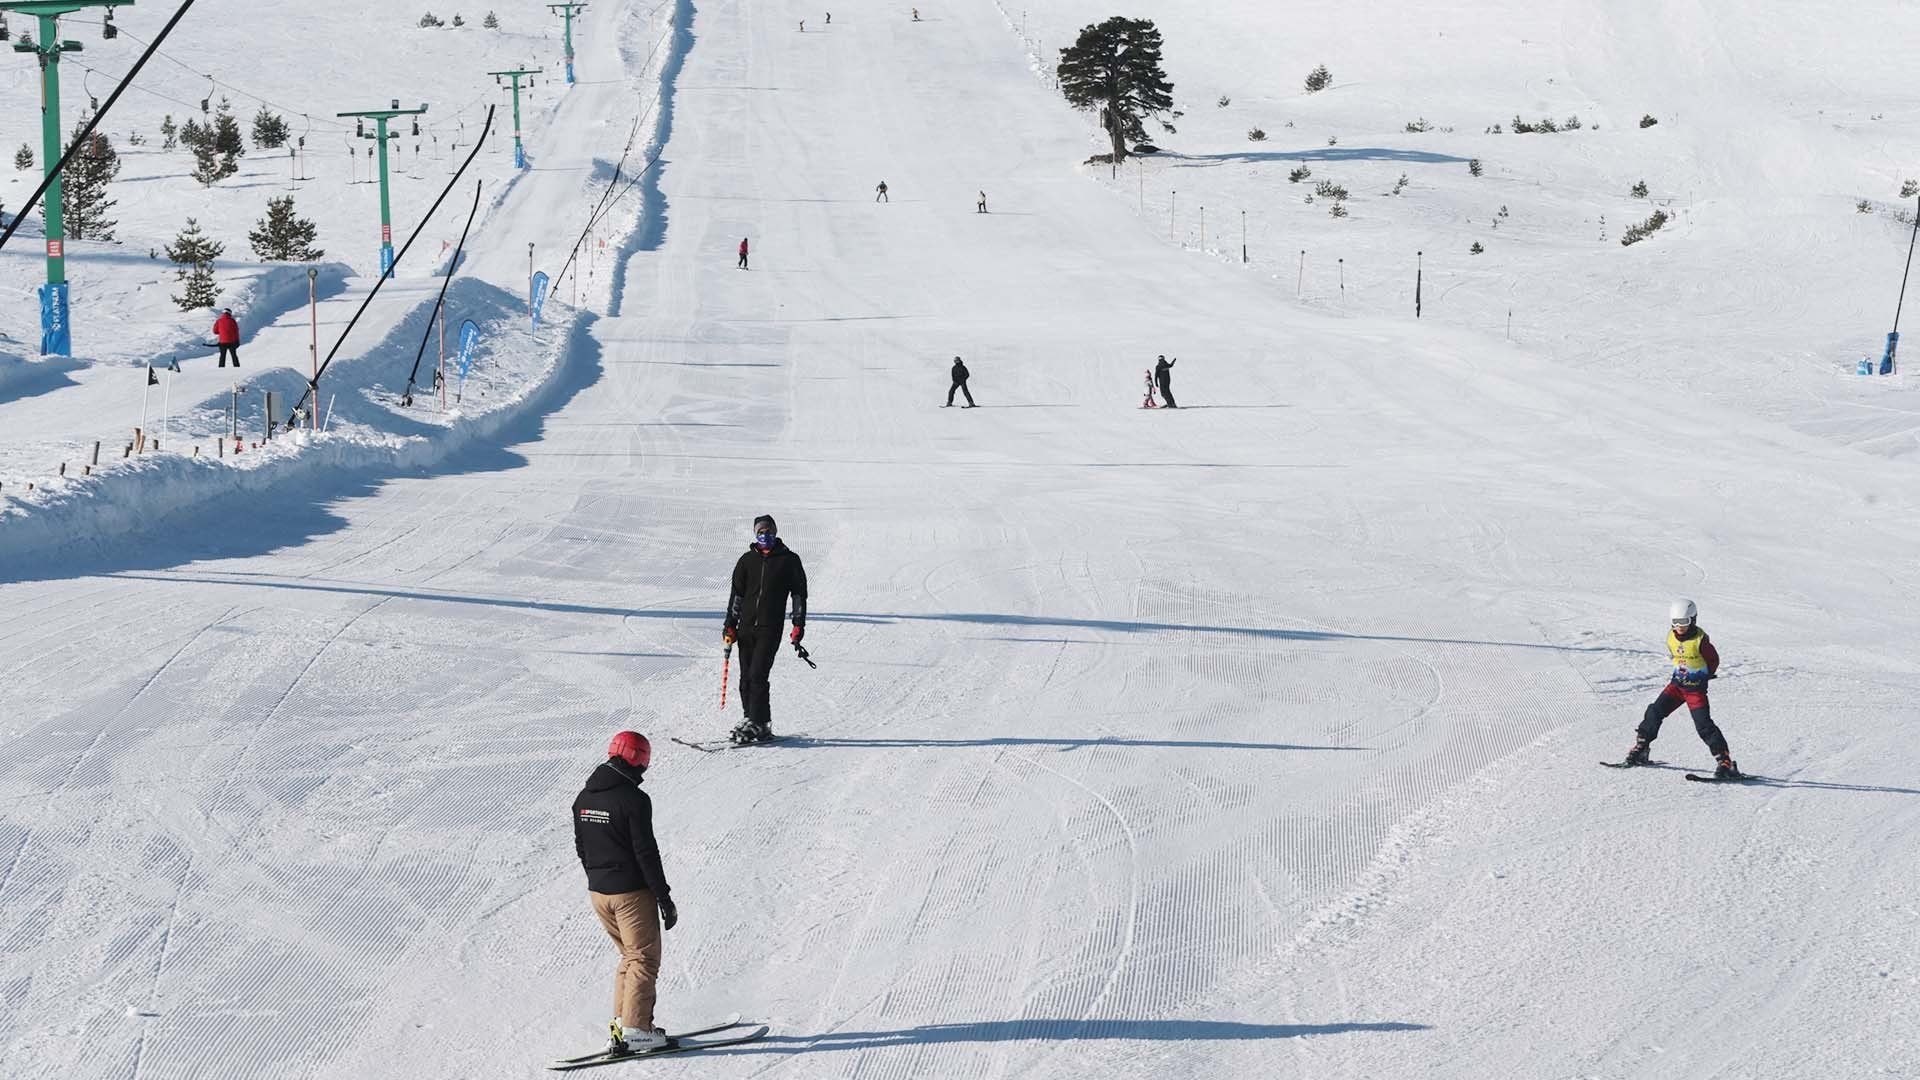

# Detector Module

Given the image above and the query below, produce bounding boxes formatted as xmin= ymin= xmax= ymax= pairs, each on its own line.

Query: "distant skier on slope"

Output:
xmin=1622 ymin=599 xmax=1739 ymax=777
xmin=1154 ymin=354 xmax=1177 ymax=408
xmin=213 ymin=308 xmax=242 ymax=368
xmin=875 ymin=180 xmax=889 ymax=203
xmin=738 ymin=237 xmax=749 ymax=270
xmin=945 ymin=355 xmax=976 ymax=407
xmin=977 ymin=190 xmax=988 ymax=213
xmin=723 ymin=515 xmax=809 ymax=744
xmin=573 ymin=731 xmax=679 ymax=1058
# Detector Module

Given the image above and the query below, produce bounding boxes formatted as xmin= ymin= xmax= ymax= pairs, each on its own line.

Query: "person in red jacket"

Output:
xmin=212 ymin=308 xmax=241 ymax=368
xmin=737 ymin=237 xmax=749 ymax=270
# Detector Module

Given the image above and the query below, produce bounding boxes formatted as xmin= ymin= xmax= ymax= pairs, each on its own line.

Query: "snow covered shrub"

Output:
xmin=1470 ymin=241 xmax=1484 ymax=254
xmin=1404 ymin=117 xmax=1430 ymax=133
xmin=1329 ymin=202 xmax=1348 ymax=218
xmin=419 ymin=11 xmax=445 ymax=27
xmin=1304 ymin=65 xmax=1331 ymax=93
xmin=1313 ymin=180 xmax=1348 ymax=200
xmin=1902 ymin=179 xmax=1918 ymax=198
xmin=13 ymin=143 xmax=32 ymax=170
xmin=1630 ymin=179 xmax=1648 ymax=198
xmin=1468 ymin=158 xmax=1482 ymax=177
xmin=483 ymin=10 xmax=499 ymax=28
xmin=1857 ymin=199 xmax=1874 ymax=214
xmin=1217 ymin=94 xmax=1231 ymax=108
xmin=1639 ymin=114 xmax=1658 ymax=128
xmin=1391 ymin=173 xmax=1409 ymax=195
xmin=1620 ymin=209 xmax=1669 ymax=246
xmin=1564 ymin=115 xmax=1583 ymax=130
xmin=1247 ymin=127 xmax=1267 ymax=141
xmin=1288 ymin=164 xmax=1310 ymax=183
xmin=452 ymin=13 xmax=465 ymax=26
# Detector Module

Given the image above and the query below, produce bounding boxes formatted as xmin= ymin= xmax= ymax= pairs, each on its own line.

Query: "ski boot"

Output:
xmin=1712 ymin=753 xmax=1740 ymax=780
xmin=1622 ymin=737 xmax=1652 ymax=767
xmin=609 ymin=1019 xmax=673 ymax=1056
xmin=729 ymin=721 xmax=758 ymax=746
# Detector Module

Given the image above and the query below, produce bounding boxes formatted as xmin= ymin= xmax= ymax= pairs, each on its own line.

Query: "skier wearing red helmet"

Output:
xmin=572 ymin=731 xmax=677 ymax=1056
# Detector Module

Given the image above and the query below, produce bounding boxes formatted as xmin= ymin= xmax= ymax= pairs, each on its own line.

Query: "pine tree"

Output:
xmin=166 ymin=217 xmax=224 ymax=310
xmin=248 ymin=195 xmax=324 ymax=261
xmin=160 ymin=114 xmax=178 ymax=150
xmin=251 ymin=107 xmax=290 ymax=150
xmin=189 ymin=135 xmax=222 ymax=187
xmin=179 ymin=116 xmax=208 ymax=153
xmin=452 ymin=12 xmax=465 ymax=26
xmin=63 ymin=113 xmax=121 ymax=241
xmin=1304 ymin=64 xmax=1332 ymax=93
xmin=212 ymin=99 xmax=245 ymax=179
xmin=1055 ymin=17 xmax=1177 ymax=164
xmin=483 ymin=9 xmax=498 ymax=28
xmin=14 ymin=143 xmax=33 ymax=171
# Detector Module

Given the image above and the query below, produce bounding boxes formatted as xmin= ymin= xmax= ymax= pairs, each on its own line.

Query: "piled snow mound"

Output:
xmin=0 ymin=281 xmax=586 ymax=574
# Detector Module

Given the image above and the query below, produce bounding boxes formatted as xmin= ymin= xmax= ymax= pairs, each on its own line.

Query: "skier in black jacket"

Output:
xmin=573 ymin=731 xmax=678 ymax=1057
xmin=723 ymin=514 xmax=808 ymax=744
xmin=1154 ymin=355 xmax=1178 ymax=408
xmin=945 ymin=355 xmax=976 ymax=407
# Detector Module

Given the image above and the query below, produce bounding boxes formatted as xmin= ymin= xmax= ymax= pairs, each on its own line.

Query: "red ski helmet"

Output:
xmin=607 ymin=730 xmax=652 ymax=768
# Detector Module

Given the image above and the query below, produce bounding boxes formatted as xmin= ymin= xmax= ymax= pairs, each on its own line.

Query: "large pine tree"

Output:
xmin=1055 ymin=17 xmax=1177 ymax=164
xmin=166 ymin=217 xmax=224 ymax=310
xmin=249 ymin=195 xmax=323 ymax=261
xmin=63 ymin=113 xmax=121 ymax=241
xmin=212 ymin=99 xmax=245 ymax=179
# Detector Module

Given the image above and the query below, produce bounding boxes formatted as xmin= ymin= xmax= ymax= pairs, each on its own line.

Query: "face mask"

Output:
xmin=754 ymin=531 xmax=776 ymax=549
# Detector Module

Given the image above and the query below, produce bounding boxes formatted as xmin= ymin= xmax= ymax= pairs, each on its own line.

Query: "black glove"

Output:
xmin=659 ymin=898 xmax=678 ymax=931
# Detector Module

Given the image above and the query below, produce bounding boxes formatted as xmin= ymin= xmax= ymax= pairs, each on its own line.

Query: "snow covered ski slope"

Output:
xmin=4 ymin=0 xmax=1920 ymax=1078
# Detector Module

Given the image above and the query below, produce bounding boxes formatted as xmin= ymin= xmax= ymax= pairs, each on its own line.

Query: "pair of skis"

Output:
xmin=550 ymin=1015 xmax=767 ymax=1071
xmin=1598 ymin=760 xmax=1761 ymax=783
xmin=672 ymin=733 xmax=804 ymax=753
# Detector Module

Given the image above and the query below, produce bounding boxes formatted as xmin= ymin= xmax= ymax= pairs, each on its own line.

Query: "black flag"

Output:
xmin=147 ymin=366 xmax=158 ymax=386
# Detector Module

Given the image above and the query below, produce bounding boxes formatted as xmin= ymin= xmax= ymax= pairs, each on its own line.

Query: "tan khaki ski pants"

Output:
xmin=589 ymin=889 xmax=662 ymax=1029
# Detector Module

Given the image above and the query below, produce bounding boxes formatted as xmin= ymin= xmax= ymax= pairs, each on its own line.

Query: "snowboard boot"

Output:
xmin=1622 ymin=737 xmax=1652 ymax=767
xmin=1713 ymin=753 xmax=1740 ymax=779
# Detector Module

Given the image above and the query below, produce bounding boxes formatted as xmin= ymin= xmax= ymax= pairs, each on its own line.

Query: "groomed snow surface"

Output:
xmin=4 ymin=0 xmax=1919 ymax=1078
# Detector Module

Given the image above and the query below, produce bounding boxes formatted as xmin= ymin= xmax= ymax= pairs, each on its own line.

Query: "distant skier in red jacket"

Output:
xmin=213 ymin=308 xmax=241 ymax=368
xmin=737 ymin=238 xmax=749 ymax=270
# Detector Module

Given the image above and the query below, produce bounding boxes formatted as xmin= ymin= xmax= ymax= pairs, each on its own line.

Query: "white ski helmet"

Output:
xmin=1669 ymin=598 xmax=1697 ymax=625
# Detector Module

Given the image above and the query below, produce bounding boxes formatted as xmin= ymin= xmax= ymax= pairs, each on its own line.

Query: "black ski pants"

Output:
xmin=1637 ymin=682 xmax=1728 ymax=757
xmin=735 ymin=631 xmax=780 ymax=729
xmin=218 ymin=344 xmax=240 ymax=367
xmin=1156 ymin=377 xmax=1176 ymax=408
xmin=947 ymin=377 xmax=974 ymax=407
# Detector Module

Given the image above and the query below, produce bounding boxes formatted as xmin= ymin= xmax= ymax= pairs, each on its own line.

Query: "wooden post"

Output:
xmin=57 ymin=463 xmax=66 ymax=476
xmin=90 ymin=440 xmax=101 ymax=466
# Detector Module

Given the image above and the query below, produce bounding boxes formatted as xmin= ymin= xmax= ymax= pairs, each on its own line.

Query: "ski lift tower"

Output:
xmin=2 ymin=0 xmax=137 ymax=356
xmin=337 ymin=99 xmax=429 ymax=277
xmin=547 ymin=2 xmax=586 ymax=84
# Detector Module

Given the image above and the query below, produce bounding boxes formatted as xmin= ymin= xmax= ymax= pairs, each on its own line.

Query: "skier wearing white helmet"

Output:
xmin=1623 ymin=600 xmax=1739 ymax=778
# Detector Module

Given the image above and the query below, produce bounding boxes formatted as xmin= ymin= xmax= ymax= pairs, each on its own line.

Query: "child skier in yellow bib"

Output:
xmin=1624 ymin=599 xmax=1738 ymax=777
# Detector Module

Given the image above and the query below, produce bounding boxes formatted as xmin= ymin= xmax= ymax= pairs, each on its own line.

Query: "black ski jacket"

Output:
xmin=1155 ymin=357 xmax=1176 ymax=385
xmin=572 ymin=761 xmax=672 ymax=899
xmin=951 ymin=358 xmax=970 ymax=383
xmin=725 ymin=540 xmax=808 ymax=634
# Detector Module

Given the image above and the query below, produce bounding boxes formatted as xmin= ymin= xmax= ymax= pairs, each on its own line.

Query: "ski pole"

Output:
xmin=720 ymin=644 xmax=732 ymax=708
xmin=793 ymin=642 xmax=818 ymax=669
